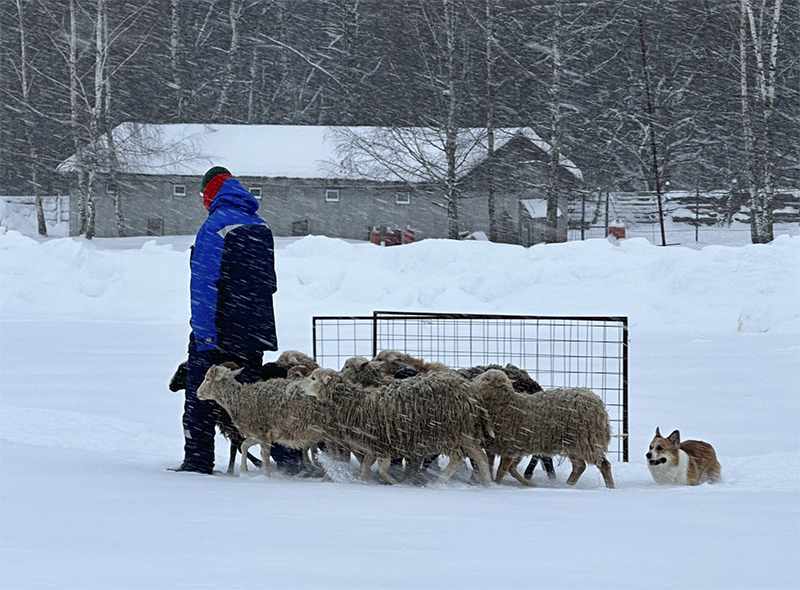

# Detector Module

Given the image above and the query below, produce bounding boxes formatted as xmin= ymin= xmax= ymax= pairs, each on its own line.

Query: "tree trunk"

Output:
xmin=485 ymin=0 xmax=498 ymax=242
xmin=169 ymin=0 xmax=184 ymax=120
xmin=211 ymin=0 xmax=243 ymax=122
xmin=14 ymin=0 xmax=46 ymax=236
xmin=443 ymin=0 xmax=460 ymax=240
xmin=546 ymin=0 xmax=563 ymax=243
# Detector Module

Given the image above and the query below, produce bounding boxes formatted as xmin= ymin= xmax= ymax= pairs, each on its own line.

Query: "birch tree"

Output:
xmin=738 ymin=0 xmax=784 ymax=244
xmin=11 ymin=0 xmax=46 ymax=235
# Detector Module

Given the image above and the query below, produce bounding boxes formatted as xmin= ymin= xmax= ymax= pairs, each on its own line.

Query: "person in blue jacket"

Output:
xmin=175 ymin=166 xmax=302 ymax=474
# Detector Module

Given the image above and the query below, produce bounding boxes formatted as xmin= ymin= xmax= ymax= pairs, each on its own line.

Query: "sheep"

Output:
xmin=457 ymin=363 xmax=556 ymax=481
xmin=196 ymin=364 xmax=326 ymax=476
xmin=276 ymin=350 xmax=320 ymax=372
xmin=340 ymin=356 xmax=394 ymax=388
xmin=169 ymin=361 xmax=262 ymax=474
xmin=471 ymin=369 xmax=615 ymax=489
xmin=304 ymin=368 xmax=494 ymax=486
xmin=374 ymin=349 xmax=450 ymax=376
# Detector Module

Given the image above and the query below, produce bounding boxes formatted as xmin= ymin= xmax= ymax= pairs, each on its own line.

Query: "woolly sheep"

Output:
xmin=168 ymin=361 xmax=262 ymax=474
xmin=276 ymin=350 xmax=320 ymax=372
xmin=304 ymin=368 xmax=493 ymax=486
xmin=472 ymin=369 xmax=615 ymax=489
xmin=340 ymin=356 xmax=394 ymax=388
xmin=374 ymin=350 xmax=451 ymax=376
xmin=457 ymin=363 xmax=555 ymax=481
xmin=197 ymin=364 xmax=326 ymax=476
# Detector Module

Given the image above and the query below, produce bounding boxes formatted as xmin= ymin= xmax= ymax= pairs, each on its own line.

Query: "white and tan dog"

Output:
xmin=646 ymin=428 xmax=721 ymax=486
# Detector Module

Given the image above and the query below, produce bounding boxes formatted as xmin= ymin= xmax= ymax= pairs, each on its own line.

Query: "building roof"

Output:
xmin=58 ymin=124 xmax=582 ymax=182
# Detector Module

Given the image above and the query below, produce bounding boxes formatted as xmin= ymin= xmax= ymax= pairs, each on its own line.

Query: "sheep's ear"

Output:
xmin=207 ymin=365 xmax=218 ymax=380
xmin=320 ymin=371 xmax=334 ymax=386
xmin=231 ymin=367 xmax=244 ymax=378
xmin=655 ymin=427 xmax=662 ymax=438
xmin=667 ymin=430 xmax=681 ymax=446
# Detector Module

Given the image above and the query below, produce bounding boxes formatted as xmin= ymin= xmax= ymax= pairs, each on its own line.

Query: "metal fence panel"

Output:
xmin=312 ymin=311 xmax=629 ymax=461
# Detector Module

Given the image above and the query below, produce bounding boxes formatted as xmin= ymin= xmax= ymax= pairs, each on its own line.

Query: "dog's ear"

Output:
xmin=668 ymin=430 xmax=681 ymax=446
xmin=655 ymin=427 xmax=662 ymax=438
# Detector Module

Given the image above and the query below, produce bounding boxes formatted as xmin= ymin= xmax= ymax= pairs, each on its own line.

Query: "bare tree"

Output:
xmin=11 ymin=0 xmax=46 ymax=235
xmin=738 ymin=0 xmax=785 ymax=243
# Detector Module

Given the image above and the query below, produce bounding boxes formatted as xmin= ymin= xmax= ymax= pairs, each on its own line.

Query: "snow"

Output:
xmin=1 ymin=227 xmax=799 ymax=589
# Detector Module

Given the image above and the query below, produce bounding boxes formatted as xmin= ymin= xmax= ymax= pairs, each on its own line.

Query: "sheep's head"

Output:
xmin=287 ymin=365 xmax=312 ymax=379
xmin=197 ymin=363 xmax=243 ymax=400
xmin=276 ymin=350 xmax=320 ymax=371
xmin=340 ymin=356 xmax=389 ymax=386
xmin=504 ymin=363 xmax=543 ymax=393
xmin=302 ymin=368 xmax=338 ymax=400
xmin=472 ymin=368 xmax=512 ymax=398
xmin=375 ymin=349 xmax=422 ymax=374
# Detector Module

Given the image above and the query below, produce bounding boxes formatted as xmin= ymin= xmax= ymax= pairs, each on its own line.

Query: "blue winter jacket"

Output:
xmin=190 ymin=178 xmax=278 ymax=353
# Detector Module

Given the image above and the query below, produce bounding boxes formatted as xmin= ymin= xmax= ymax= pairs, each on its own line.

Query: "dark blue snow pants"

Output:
xmin=182 ymin=335 xmax=303 ymax=473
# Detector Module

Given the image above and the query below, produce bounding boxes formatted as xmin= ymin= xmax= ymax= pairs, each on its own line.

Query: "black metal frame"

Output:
xmin=312 ymin=311 xmax=629 ymax=462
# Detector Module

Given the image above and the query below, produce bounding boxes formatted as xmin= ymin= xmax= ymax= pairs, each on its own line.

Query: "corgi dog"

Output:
xmin=646 ymin=428 xmax=721 ymax=486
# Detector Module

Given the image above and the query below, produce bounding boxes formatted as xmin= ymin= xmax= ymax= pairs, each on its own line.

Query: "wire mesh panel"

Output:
xmin=312 ymin=311 xmax=629 ymax=461
xmin=312 ymin=316 xmax=374 ymax=371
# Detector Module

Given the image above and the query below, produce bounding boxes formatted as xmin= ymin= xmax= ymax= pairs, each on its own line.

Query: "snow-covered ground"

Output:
xmin=1 ymin=227 xmax=798 ymax=589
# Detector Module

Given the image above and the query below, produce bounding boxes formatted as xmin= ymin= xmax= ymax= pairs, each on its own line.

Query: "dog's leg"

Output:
xmin=377 ymin=457 xmax=400 ymax=485
xmin=566 ymin=457 xmax=587 ymax=486
xmin=495 ymin=455 xmax=513 ymax=484
xmin=598 ymin=458 xmax=615 ymax=489
xmin=508 ymin=457 xmax=535 ymax=487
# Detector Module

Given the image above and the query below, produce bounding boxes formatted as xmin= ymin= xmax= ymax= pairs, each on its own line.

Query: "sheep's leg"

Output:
xmin=598 ymin=457 xmax=615 ymax=489
xmin=485 ymin=451 xmax=496 ymax=475
xmin=240 ymin=437 xmax=260 ymax=474
xmin=227 ymin=440 xmax=238 ymax=475
xmin=435 ymin=452 xmax=466 ymax=485
xmin=259 ymin=434 xmax=273 ymax=476
xmin=358 ymin=453 xmax=375 ymax=480
xmin=495 ymin=455 xmax=514 ymax=484
xmin=464 ymin=445 xmax=491 ymax=487
xmin=507 ymin=457 xmax=535 ymax=487
xmin=377 ymin=457 xmax=401 ymax=485
xmin=542 ymin=456 xmax=557 ymax=480
xmin=523 ymin=456 xmax=537 ymax=479
xmin=566 ymin=458 xmax=587 ymax=486
xmin=403 ymin=456 xmax=425 ymax=484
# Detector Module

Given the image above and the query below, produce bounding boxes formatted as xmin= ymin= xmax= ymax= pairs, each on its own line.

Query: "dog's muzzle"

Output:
xmin=649 ymin=458 xmax=667 ymax=466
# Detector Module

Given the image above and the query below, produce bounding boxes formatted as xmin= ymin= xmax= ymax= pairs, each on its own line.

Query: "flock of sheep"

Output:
xmin=186 ymin=349 xmax=616 ymax=488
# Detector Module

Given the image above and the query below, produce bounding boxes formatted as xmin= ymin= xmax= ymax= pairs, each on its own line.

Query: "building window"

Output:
xmin=325 ymin=189 xmax=340 ymax=202
xmin=106 ymin=182 xmax=115 ymax=194
xmin=173 ymin=184 xmax=186 ymax=197
xmin=396 ymin=193 xmax=411 ymax=205
xmin=292 ymin=219 xmax=310 ymax=236
xmin=147 ymin=218 xmax=164 ymax=236
xmin=250 ymin=187 xmax=262 ymax=199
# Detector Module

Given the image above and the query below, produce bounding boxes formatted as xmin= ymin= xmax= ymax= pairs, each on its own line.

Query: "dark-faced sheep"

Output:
xmin=197 ymin=364 xmax=326 ymax=476
xmin=374 ymin=349 xmax=450 ymax=376
xmin=304 ymin=368 xmax=493 ymax=486
xmin=472 ymin=369 xmax=615 ymax=489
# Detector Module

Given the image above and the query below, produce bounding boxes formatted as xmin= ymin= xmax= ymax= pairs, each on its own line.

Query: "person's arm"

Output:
xmin=190 ymin=224 xmax=225 ymax=351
